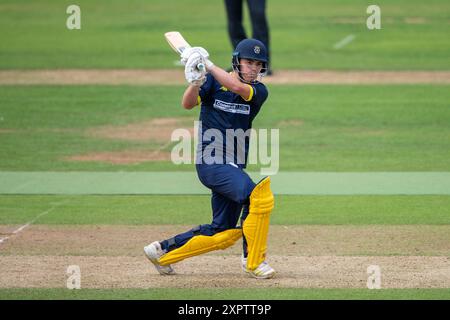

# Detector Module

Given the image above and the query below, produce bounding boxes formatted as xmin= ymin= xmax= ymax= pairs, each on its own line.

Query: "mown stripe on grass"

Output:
xmin=1 ymin=172 xmax=450 ymax=195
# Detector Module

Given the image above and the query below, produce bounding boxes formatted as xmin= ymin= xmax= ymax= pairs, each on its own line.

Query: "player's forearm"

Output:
xmin=208 ymin=65 xmax=248 ymax=96
xmin=181 ymin=85 xmax=200 ymax=109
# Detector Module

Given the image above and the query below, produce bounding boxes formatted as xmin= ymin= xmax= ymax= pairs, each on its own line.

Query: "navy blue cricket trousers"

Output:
xmin=160 ymin=163 xmax=256 ymax=253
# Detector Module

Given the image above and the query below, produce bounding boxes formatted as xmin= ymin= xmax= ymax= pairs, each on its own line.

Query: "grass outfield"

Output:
xmin=0 ymin=195 xmax=449 ymax=225
xmin=1 ymin=288 xmax=449 ymax=300
xmin=0 ymin=0 xmax=449 ymax=70
xmin=1 ymin=85 xmax=449 ymax=171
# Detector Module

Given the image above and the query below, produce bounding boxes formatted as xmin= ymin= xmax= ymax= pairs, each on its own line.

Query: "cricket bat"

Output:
xmin=164 ymin=31 xmax=205 ymax=71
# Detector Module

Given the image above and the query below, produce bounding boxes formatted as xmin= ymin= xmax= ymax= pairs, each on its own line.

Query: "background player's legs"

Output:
xmin=224 ymin=0 xmax=247 ymax=49
xmin=246 ymin=0 xmax=271 ymax=72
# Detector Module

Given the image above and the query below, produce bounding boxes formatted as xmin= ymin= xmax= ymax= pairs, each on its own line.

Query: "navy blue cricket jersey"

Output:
xmin=196 ymin=73 xmax=268 ymax=168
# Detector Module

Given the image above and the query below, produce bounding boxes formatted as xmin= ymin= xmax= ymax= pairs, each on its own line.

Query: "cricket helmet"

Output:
xmin=232 ymin=38 xmax=268 ymax=80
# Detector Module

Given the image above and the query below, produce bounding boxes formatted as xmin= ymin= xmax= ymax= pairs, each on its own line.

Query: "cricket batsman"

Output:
xmin=144 ymin=38 xmax=275 ymax=279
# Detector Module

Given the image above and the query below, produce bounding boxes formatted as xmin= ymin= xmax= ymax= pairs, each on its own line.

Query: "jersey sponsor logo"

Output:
xmin=213 ymin=99 xmax=250 ymax=115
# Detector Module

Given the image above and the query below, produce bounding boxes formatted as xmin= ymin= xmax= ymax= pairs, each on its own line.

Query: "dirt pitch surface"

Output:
xmin=0 ymin=225 xmax=449 ymax=289
xmin=1 ymin=70 xmax=450 ymax=85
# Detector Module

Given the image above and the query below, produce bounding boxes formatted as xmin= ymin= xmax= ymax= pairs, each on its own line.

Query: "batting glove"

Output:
xmin=185 ymin=53 xmax=207 ymax=87
xmin=181 ymin=46 xmax=212 ymax=67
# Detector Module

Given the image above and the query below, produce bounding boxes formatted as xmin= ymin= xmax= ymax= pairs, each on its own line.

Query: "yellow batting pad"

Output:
xmin=158 ymin=229 xmax=242 ymax=266
xmin=243 ymin=176 xmax=274 ymax=271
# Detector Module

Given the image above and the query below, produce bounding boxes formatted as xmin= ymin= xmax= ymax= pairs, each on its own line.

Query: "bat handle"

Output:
xmin=197 ymin=63 xmax=205 ymax=72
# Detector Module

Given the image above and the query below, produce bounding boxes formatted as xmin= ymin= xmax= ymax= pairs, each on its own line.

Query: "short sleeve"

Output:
xmin=248 ymin=82 xmax=268 ymax=122
xmin=250 ymin=82 xmax=268 ymax=107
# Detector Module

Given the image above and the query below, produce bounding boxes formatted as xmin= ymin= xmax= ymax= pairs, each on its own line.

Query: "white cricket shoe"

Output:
xmin=241 ymin=255 xmax=276 ymax=279
xmin=144 ymin=241 xmax=175 ymax=275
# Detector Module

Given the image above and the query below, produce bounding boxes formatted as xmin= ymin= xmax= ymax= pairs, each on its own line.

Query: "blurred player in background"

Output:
xmin=224 ymin=0 xmax=272 ymax=75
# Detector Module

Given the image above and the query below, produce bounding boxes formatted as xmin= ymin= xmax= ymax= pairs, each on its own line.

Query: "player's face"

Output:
xmin=239 ymin=58 xmax=263 ymax=82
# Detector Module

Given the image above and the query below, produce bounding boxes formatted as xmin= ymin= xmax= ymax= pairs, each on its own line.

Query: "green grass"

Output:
xmin=0 ymin=0 xmax=449 ymax=69
xmin=0 ymin=288 xmax=449 ymax=300
xmin=0 ymin=195 xmax=449 ymax=225
xmin=1 ymin=85 xmax=449 ymax=171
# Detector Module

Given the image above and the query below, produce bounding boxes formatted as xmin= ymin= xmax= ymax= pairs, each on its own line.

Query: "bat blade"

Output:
xmin=164 ymin=31 xmax=191 ymax=55
xmin=164 ymin=31 xmax=205 ymax=71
